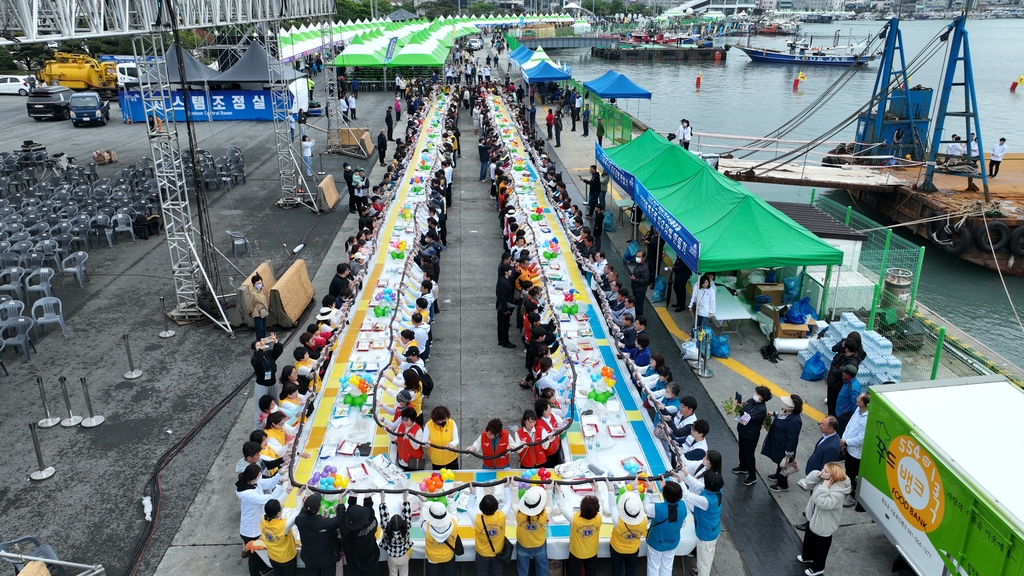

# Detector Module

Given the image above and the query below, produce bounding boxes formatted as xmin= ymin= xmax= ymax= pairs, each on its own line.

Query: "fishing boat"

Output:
xmin=737 ymin=45 xmax=877 ymax=66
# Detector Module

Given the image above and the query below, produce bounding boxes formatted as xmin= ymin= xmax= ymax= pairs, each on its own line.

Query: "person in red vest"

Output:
xmin=392 ymin=407 xmax=423 ymax=471
xmin=536 ymin=400 xmax=565 ymax=467
xmin=517 ymin=410 xmax=551 ymax=469
xmin=468 ymin=419 xmax=521 ymax=470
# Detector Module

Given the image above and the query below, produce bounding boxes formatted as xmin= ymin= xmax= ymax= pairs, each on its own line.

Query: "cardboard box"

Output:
xmin=778 ymin=322 xmax=810 ymax=339
xmin=92 ymin=150 xmax=110 ymax=164
xmin=750 ymin=283 xmax=784 ymax=306
xmin=106 ymin=149 xmax=118 ymax=163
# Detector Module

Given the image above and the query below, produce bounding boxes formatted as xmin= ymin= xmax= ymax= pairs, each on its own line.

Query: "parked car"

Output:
xmin=26 ymin=85 xmax=73 ymax=120
xmin=467 ymin=38 xmax=484 ymax=51
xmin=0 ymin=75 xmax=33 ymax=96
xmin=69 ymin=91 xmax=111 ymax=126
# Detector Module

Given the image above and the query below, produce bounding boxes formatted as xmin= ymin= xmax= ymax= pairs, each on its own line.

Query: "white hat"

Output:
xmin=353 ymin=252 xmax=367 ymax=261
xmin=316 ymin=307 xmax=333 ymax=321
xmin=780 ymin=396 xmax=795 ymax=409
xmin=425 ymin=502 xmax=454 ymax=542
xmin=518 ymin=486 xmax=547 ymax=516
xmin=617 ymin=492 xmax=644 ymax=525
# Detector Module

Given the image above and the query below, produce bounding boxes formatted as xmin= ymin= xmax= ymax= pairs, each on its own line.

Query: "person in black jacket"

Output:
xmin=251 ymin=335 xmax=282 ymax=429
xmin=733 ymin=385 xmax=771 ymax=486
xmin=762 ymin=395 xmax=804 ymax=492
xmin=496 ymin=264 xmax=516 ymax=348
xmin=579 ymin=165 xmax=602 ymax=217
xmin=385 ymin=106 xmax=395 ymax=141
xmin=826 ymin=332 xmax=864 ymax=417
xmin=377 ymin=129 xmax=388 ymax=167
xmin=294 ymin=493 xmax=343 ymax=576
xmin=671 ymin=257 xmax=692 ymax=312
xmin=339 ymin=495 xmax=380 ymax=576
xmin=343 ymin=163 xmax=357 ymax=213
xmin=630 ymin=250 xmax=651 ymax=319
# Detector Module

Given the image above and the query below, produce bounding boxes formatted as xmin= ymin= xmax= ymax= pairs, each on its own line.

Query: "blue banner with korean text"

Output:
xmin=595 ymin=142 xmax=635 ymax=199
xmin=118 ymin=89 xmax=289 ymax=122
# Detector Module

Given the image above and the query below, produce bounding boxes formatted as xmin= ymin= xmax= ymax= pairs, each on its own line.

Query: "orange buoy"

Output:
xmin=714 ymin=51 xmax=721 ymax=61
xmin=1012 ymin=81 xmax=1019 ymax=92
xmin=793 ymin=78 xmax=800 ymax=91
xmin=696 ymin=74 xmax=702 ymax=90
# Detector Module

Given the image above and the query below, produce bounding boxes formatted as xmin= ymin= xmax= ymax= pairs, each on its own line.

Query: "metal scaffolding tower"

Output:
xmin=132 ymin=31 xmax=232 ymax=332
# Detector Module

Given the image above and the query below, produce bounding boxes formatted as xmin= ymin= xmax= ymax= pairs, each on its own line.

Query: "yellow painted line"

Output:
xmin=296 ymin=102 xmax=439 ymax=484
xmin=654 ymin=304 xmax=826 ymax=422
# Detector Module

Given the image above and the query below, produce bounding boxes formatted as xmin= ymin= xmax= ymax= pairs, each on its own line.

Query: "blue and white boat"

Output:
xmin=737 ymin=45 xmax=877 ymax=66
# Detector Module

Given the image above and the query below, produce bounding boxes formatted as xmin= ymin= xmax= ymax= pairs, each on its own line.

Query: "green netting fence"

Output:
xmin=562 ymin=79 xmax=634 ymax=144
xmin=807 ymin=194 xmax=1018 ymax=385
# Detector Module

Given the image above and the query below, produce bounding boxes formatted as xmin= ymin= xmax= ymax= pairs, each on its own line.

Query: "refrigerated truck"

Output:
xmin=860 ymin=375 xmax=1024 ymax=576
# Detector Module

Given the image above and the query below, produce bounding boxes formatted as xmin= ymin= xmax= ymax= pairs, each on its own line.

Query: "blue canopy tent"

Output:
xmin=583 ymin=71 xmax=652 ymax=99
xmin=510 ymin=47 xmax=535 ymax=65
xmin=522 ymin=60 xmax=571 ymax=83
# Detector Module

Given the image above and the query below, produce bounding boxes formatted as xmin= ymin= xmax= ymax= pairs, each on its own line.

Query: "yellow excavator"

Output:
xmin=35 ymin=52 xmax=119 ymax=100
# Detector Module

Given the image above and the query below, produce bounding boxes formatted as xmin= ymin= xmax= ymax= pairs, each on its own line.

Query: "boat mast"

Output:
xmin=919 ymin=12 xmax=989 ymax=201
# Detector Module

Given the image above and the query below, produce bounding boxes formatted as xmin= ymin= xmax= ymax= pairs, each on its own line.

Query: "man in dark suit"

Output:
xmin=377 ymin=129 xmax=388 ymax=167
xmin=796 ymin=415 xmax=842 ymax=504
xmin=343 ymin=163 xmax=356 ymax=213
xmin=495 ymin=264 xmax=516 ymax=349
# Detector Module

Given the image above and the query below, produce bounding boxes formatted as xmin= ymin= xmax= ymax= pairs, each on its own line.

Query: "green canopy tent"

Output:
xmin=599 ymin=130 xmax=843 ymax=272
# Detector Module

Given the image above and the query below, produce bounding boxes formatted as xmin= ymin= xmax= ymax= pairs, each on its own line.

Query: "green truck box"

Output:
xmin=861 ymin=376 xmax=1024 ymax=575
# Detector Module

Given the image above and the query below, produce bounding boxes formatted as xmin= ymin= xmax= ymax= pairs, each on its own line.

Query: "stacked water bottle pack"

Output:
xmin=798 ymin=312 xmax=903 ymax=385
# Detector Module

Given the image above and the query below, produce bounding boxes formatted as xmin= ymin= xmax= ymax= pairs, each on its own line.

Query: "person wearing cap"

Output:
xmin=469 ymin=478 xmax=515 ymax=576
xmin=421 ymin=501 xmax=460 ymax=576
xmin=294 ymin=493 xmax=343 ymax=576
xmin=605 ymin=481 xmax=648 ymax=576
xmin=762 ymin=395 xmax=804 ymax=493
xmin=316 ymin=304 xmax=339 ymax=330
xmin=515 ymin=485 xmax=552 ymax=576
xmin=643 ymin=477 xmax=687 ymax=576
xmin=339 ymin=495 xmax=380 ymax=576
xmin=418 ymin=405 xmax=460 ymax=470
xmin=251 ymin=334 xmax=283 ymax=430
xmin=468 ymin=419 xmax=521 ymax=469
xmin=676 ymin=469 xmax=725 ymax=576
xmin=556 ymin=484 xmax=602 ymax=576
xmin=834 ymin=365 xmax=861 ymax=436
xmin=398 ymin=345 xmax=426 ymax=373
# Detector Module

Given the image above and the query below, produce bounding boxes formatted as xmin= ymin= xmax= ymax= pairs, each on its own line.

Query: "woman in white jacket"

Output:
xmin=688 ymin=274 xmax=716 ymax=336
xmin=797 ymin=462 xmax=852 ymax=576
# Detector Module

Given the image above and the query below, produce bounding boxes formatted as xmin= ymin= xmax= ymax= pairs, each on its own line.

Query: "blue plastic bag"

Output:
xmin=603 ymin=210 xmax=615 ymax=233
xmin=651 ymin=276 xmax=667 ymax=302
xmin=622 ymin=240 xmax=640 ymax=262
xmin=791 ymin=296 xmax=819 ymax=321
xmin=801 ymin=352 xmax=827 ymax=381
xmin=783 ymin=277 xmax=800 ymax=304
xmin=784 ymin=307 xmax=807 ymax=325
xmin=764 ymin=269 xmax=777 ymax=283
xmin=711 ymin=334 xmax=730 ymax=358
xmin=753 ymin=295 xmax=772 ymax=312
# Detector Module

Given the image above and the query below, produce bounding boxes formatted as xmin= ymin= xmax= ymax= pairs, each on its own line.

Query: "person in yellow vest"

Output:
xmin=422 ymin=501 xmax=460 ymax=576
xmin=260 ymin=499 xmax=298 ymax=576
xmin=556 ymin=484 xmax=602 ymax=576
xmin=605 ymin=482 xmax=648 ymax=576
xmin=469 ymin=478 xmax=514 ymax=576
xmin=418 ymin=405 xmax=460 ymax=470
xmin=307 ymin=77 xmax=315 ymax=101
xmin=515 ymin=485 xmax=552 ymax=576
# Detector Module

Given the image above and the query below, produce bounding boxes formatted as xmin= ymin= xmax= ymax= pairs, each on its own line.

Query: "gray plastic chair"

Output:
xmin=0 ymin=299 xmax=24 ymax=323
xmin=1 ymin=316 xmax=36 ymax=361
xmin=0 ymin=266 xmax=25 ymax=300
xmin=226 ymin=230 xmax=252 ymax=257
xmin=0 ymin=536 xmax=65 ymax=576
xmin=32 ymin=297 xmax=67 ymax=338
xmin=25 ymin=267 xmax=54 ymax=300
xmin=112 ymin=213 xmax=136 ymax=242
xmin=61 ymin=251 xmax=89 ymax=287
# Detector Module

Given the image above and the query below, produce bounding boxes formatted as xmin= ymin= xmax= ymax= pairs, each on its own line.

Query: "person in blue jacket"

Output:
xmin=642 ymin=478 xmax=686 ymax=576
xmin=834 ymin=365 xmax=861 ymax=435
xmin=677 ymin=470 xmax=724 ymax=576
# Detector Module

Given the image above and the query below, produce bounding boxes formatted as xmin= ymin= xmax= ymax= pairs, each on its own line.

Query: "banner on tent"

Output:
xmin=633 ymin=180 xmax=700 ymax=272
xmin=119 ymin=89 xmax=289 ymax=122
xmin=595 ymin=142 xmax=634 ymax=199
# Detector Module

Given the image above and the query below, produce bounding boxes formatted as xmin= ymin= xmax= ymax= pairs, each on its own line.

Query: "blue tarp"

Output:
xmin=510 ymin=46 xmax=535 ymax=65
xmin=522 ymin=60 xmax=571 ymax=83
xmin=583 ymin=71 xmax=652 ymax=100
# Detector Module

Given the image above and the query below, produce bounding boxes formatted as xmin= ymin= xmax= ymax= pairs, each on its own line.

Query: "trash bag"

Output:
xmin=681 ymin=341 xmax=698 ymax=361
xmin=783 ymin=276 xmax=801 ymax=304
xmin=784 ymin=306 xmax=807 ymax=325
xmin=791 ymin=296 xmax=818 ymax=321
xmin=603 ymin=210 xmax=615 ymax=233
xmin=760 ymin=343 xmax=780 ymax=363
xmin=622 ymin=240 xmax=640 ymax=262
xmin=753 ymin=295 xmax=772 ymax=312
xmin=764 ymin=268 xmax=777 ymax=283
xmin=651 ymin=276 xmax=667 ymax=302
xmin=800 ymin=352 xmax=827 ymax=381
xmin=710 ymin=334 xmax=730 ymax=359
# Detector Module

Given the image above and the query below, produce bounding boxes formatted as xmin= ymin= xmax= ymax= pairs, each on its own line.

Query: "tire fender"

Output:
xmin=1008 ymin=226 xmax=1024 ymax=258
xmin=941 ymin=222 xmax=973 ymax=256
xmin=975 ymin=221 xmax=1010 ymax=252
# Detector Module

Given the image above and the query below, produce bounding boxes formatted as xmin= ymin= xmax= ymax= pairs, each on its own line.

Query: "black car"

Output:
xmin=26 ymin=85 xmax=73 ymax=120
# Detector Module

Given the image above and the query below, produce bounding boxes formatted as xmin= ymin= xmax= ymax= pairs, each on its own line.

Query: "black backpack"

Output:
xmin=411 ymin=365 xmax=434 ymax=397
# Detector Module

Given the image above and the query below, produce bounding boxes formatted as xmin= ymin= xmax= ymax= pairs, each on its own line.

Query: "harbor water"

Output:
xmin=551 ymin=18 xmax=1024 ymax=364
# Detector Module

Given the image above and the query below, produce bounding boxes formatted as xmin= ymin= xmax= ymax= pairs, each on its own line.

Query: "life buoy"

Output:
xmin=937 ymin=222 xmax=973 ymax=256
xmin=1008 ymin=226 xmax=1024 ymax=258
xmin=974 ymin=221 xmax=1010 ymax=252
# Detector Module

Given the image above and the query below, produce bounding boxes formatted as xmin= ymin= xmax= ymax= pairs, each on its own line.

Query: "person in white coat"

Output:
xmin=236 ymin=463 xmax=289 ymax=576
xmin=840 ymin=393 xmax=869 ymax=510
xmin=301 ymin=135 xmax=315 ymax=176
xmin=688 ymin=274 xmax=716 ymax=336
xmin=989 ymin=137 xmax=1007 ymax=177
